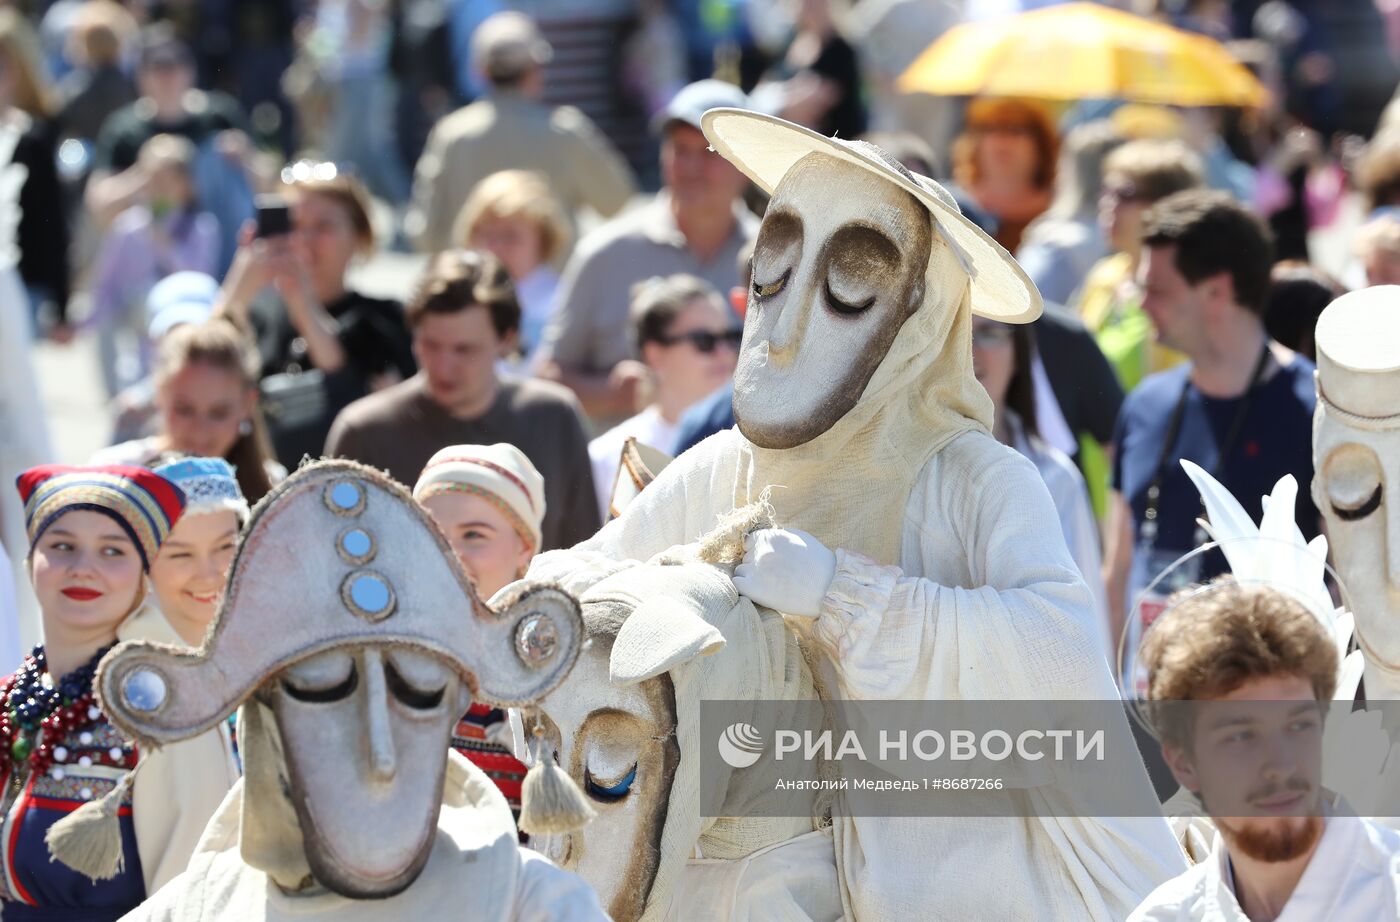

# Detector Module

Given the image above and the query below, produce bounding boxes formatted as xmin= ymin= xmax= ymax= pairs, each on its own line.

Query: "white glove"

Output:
xmin=732 ymin=528 xmax=837 ymax=618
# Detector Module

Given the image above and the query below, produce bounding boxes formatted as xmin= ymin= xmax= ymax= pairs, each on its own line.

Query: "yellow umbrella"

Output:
xmin=898 ymin=2 xmax=1267 ymax=108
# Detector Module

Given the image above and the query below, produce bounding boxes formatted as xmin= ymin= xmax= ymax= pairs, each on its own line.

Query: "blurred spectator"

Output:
xmin=452 ymin=169 xmax=571 ymax=367
xmin=325 ymin=250 xmax=599 ymax=550
xmin=754 ymin=0 xmax=866 ymax=139
xmin=1354 ymin=129 xmax=1400 ymax=212
xmin=0 ymin=9 xmax=70 ymax=333
xmin=971 ymin=315 xmax=1108 ymax=652
xmin=1017 ymin=119 xmax=1127 ymax=306
xmin=109 ymin=271 xmax=221 ymax=445
xmin=673 ymin=239 xmax=755 ymax=454
xmin=1106 ymin=190 xmax=1315 ymax=652
xmin=1029 ymin=305 xmax=1126 ymax=522
xmin=1074 ymin=139 xmax=1205 ymax=391
xmin=313 ymin=0 xmax=411 ymax=206
xmin=1354 ymin=210 xmax=1400 ymax=286
xmin=217 ymin=172 xmax=416 ymax=469
xmin=86 ymin=133 xmax=219 ymax=397
xmin=1263 ymin=260 xmax=1344 ymax=362
xmin=539 ymin=79 xmax=756 ymax=422
xmin=85 ymin=25 xmax=260 ymax=273
xmin=409 ymin=11 xmax=636 ymax=254
xmin=588 ymin=274 xmax=740 ymax=520
xmin=846 ymin=0 xmax=963 ymax=162
xmin=55 ymin=1 xmax=136 ymax=148
xmin=92 ymin=319 xmax=281 ymax=504
xmin=951 ymin=97 xmax=1058 ymax=253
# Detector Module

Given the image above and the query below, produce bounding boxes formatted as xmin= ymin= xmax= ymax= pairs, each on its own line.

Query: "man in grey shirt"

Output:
xmin=538 ymin=80 xmax=758 ymax=421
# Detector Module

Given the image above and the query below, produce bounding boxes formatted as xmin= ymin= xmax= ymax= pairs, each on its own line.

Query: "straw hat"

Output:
xmin=701 ymin=108 xmax=1042 ymax=323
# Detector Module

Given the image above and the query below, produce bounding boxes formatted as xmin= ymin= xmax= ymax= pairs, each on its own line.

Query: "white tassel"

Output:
xmin=516 ymin=722 xmax=595 ymax=837
xmin=45 ymin=766 xmax=139 ymax=881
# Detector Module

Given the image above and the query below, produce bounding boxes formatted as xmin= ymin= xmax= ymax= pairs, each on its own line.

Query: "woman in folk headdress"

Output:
xmin=0 ymin=465 xmax=215 ymax=919
xmin=414 ymin=444 xmax=543 ymax=820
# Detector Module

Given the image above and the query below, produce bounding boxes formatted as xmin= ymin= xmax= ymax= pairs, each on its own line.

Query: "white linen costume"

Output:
xmin=117 ymin=605 xmax=241 ymax=893
xmin=127 ymin=753 xmax=604 ymax=922
xmin=533 ymin=110 xmax=1182 ymax=920
xmin=1128 ymin=803 xmax=1400 ymax=921
xmin=105 ymin=461 xmax=605 ymax=921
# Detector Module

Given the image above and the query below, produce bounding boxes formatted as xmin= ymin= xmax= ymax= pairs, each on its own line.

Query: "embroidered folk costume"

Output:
xmin=532 ymin=111 xmax=1184 ymax=920
xmin=105 ymin=460 xmax=605 ymax=920
xmin=1 ymin=465 xmax=183 ymax=922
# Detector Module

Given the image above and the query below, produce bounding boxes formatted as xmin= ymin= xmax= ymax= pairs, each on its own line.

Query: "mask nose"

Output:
xmin=762 ymin=284 xmax=813 ymax=366
xmin=362 ymin=650 xmax=397 ymax=782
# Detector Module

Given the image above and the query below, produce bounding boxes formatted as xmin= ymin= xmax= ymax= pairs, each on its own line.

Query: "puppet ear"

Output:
xmin=472 ymin=582 xmax=584 ymax=707
xmin=610 ymin=597 xmax=725 ymax=685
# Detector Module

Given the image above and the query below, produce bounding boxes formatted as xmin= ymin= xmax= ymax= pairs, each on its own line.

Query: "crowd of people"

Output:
xmin=3 ymin=0 xmax=1400 ymax=920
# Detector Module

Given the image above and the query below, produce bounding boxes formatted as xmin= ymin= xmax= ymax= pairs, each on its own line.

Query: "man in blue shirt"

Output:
xmin=1106 ymin=190 xmax=1318 ymax=665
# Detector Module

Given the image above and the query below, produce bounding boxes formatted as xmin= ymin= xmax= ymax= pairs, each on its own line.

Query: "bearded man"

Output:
xmin=532 ymin=110 xmax=1182 ymax=919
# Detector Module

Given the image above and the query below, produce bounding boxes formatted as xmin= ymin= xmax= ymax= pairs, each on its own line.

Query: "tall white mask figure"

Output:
xmin=1313 ymin=287 xmax=1400 ymax=707
xmin=529 ymin=110 xmax=1184 ymax=921
xmin=98 ymin=461 xmax=607 ymax=921
xmin=523 ymin=529 xmax=829 ymax=922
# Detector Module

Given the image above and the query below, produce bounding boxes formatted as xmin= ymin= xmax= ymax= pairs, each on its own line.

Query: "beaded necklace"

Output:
xmin=0 ymin=644 xmax=123 ymax=778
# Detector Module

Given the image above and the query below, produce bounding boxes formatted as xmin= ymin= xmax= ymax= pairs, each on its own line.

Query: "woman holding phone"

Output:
xmin=215 ymin=171 xmax=415 ymax=466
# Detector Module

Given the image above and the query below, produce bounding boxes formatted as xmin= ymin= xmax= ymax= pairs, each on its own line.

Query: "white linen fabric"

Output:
xmin=123 ymin=752 xmax=606 ymax=921
xmin=536 ymin=426 xmax=1184 ymax=920
xmin=1008 ymin=412 xmax=1109 ymax=654
xmin=117 ymin=604 xmax=241 ymax=894
xmin=1128 ymin=806 xmax=1400 ymax=920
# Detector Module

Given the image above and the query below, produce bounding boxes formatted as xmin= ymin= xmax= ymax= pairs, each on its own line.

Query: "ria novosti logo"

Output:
xmin=717 ymin=722 xmax=764 ymax=768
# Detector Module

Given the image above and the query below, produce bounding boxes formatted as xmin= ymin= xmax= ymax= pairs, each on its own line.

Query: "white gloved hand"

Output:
xmin=732 ymin=528 xmax=837 ymax=618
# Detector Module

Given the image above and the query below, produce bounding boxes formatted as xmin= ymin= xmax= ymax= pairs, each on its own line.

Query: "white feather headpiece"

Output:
xmin=1180 ymin=459 xmax=1363 ymax=700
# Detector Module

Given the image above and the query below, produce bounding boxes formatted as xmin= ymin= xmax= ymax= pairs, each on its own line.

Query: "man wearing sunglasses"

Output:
xmin=587 ymin=274 xmax=740 ymax=520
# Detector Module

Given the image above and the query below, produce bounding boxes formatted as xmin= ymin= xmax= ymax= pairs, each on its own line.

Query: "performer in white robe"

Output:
xmin=532 ymin=110 xmax=1183 ymax=919
xmin=104 ymin=460 xmax=606 ymax=920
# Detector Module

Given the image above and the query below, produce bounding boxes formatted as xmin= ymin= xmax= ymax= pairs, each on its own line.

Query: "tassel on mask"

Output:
xmin=516 ymin=719 xmax=595 ymax=836
xmin=45 ymin=761 xmax=142 ymax=881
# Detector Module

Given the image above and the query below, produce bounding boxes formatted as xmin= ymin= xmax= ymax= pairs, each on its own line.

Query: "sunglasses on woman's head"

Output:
xmin=655 ymin=329 xmax=744 ymax=353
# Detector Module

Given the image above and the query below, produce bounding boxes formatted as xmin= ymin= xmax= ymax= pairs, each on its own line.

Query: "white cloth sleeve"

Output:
xmin=512 ymin=850 xmax=611 ymax=921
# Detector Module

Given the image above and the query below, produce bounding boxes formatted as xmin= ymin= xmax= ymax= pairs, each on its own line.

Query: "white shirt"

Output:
xmin=1009 ymin=413 xmax=1110 ymax=655
xmin=587 ymin=406 xmax=680 ymax=522
xmin=1129 ymin=808 xmax=1400 ymax=920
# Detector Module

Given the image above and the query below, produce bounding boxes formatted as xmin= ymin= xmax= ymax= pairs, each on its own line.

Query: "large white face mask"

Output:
xmin=530 ymin=634 xmax=678 ymax=922
xmin=734 ymin=152 xmax=933 ymax=449
xmin=1315 ymin=412 xmax=1400 ymax=659
xmin=269 ymin=646 xmax=467 ymax=899
xmin=1313 ymin=287 xmax=1400 ymax=669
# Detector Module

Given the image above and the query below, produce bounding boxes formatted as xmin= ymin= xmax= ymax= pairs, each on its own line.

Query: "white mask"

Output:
xmin=531 ymin=635 xmax=677 ymax=921
xmin=734 ymin=151 xmax=932 ymax=449
xmin=1312 ymin=287 xmax=1400 ymax=669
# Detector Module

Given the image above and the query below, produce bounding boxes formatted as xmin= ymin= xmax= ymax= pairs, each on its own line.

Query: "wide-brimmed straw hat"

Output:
xmin=701 ymin=108 xmax=1042 ymax=324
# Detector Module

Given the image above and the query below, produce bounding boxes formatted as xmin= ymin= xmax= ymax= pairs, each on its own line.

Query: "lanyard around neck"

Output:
xmin=1139 ymin=344 xmax=1272 ymax=547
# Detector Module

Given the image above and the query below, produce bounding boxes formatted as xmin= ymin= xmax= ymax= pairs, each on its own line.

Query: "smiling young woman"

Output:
xmin=143 ymin=457 xmax=249 ymax=648
xmin=3 ymin=465 xmax=183 ymax=920
xmin=414 ymin=443 xmax=546 ymax=823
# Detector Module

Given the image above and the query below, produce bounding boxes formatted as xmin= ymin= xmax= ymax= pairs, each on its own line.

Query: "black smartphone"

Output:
xmin=254 ymin=195 xmax=292 ymax=238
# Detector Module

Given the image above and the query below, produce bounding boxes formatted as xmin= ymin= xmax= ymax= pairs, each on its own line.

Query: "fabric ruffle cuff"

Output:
xmin=813 ymin=549 xmax=902 ymax=657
